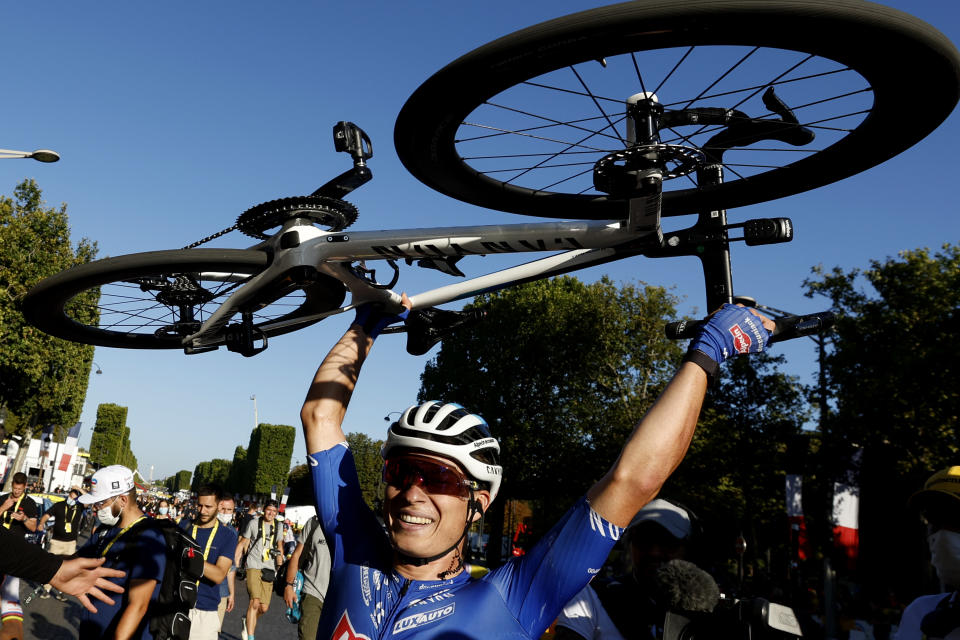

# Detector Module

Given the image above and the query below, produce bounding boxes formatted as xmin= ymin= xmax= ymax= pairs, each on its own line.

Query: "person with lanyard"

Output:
xmin=235 ymin=499 xmax=284 ymax=640
xmin=0 ymin=471 xmax=39 ymax=640
xmin=176 ymin=484 xmax=237 ymax=640
xmin=76 ymin=465 xmax=167 ymax=640
xmin=37 ymin=486 xmax=87 ymax=601
xmin=299 ymin=299 xmax=774 ymax=639
xmin=215 ymin=495 xmax=239 ymax=631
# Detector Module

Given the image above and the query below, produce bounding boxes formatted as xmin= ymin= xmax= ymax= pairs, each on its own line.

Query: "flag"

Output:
xmin=785 ymin=474 xmax=811 ymax=561
xmin=831 ymin=450 xmax=861 ymax=569
xmin=66 ymin=422 xmax=82 ymax=441
xmin=280 ymin=486 xmax=290 ymax=514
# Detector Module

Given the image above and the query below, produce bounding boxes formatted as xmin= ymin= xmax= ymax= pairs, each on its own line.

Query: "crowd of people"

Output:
xmin=0 ymin=468 xmax=332 ymax=640
xmin=0 ymin=304 xmax=957 ymax=639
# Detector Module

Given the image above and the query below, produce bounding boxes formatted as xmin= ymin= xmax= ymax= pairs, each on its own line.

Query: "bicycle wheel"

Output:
xmin=22 ymin=249 xmax=340 ymax=350
xmin=395 ymin=0 xmax=960 ymax=219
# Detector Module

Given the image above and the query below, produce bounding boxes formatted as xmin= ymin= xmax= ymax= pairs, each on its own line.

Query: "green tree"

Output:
xmin=174 ymin=470 xmax=192 ymax=492
xmin=0 ymin=179 xmax=98 ymax=488
xmin=804 ymin=244 xmax=960 ymax=598
xmin=226 ymin=446 xmax=248 ymax=495
xmin=247 ymin=423 xmax=295 ymax=497
xmin=346 ymin=432 xmax=385 ymax=513
xmin=287 ymin=464 xmax=311 ymax=506
xmin=419 ymin=276 xmax=684 ymax=565
xmin=89 ymin=404 xmax=127 ymax=468
xmin=192 ymin=459 xmax=231 ymax=490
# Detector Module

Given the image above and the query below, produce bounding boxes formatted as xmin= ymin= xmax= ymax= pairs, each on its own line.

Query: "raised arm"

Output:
xmin=301 ymin=297 xmax=410 ymax=453
xmin=587 ymin=304 xmax=773 ymax=528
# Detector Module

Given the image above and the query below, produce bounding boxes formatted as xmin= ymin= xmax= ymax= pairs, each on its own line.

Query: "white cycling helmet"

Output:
xmin=383 ymin=401 xmax=502 ymax=502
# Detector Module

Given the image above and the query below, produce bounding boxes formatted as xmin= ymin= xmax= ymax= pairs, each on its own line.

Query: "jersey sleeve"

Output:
xmin=487 ymin=497 xmax=623 ymax=637
xmin=307 ymin=444 xmax=390 ymax=570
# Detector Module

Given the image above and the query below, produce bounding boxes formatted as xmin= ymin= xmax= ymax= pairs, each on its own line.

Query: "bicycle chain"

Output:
xmin=182 ymin=225 xmax=238 ymax=250
xmin=182 ymin=196 xmax=358 ymax=249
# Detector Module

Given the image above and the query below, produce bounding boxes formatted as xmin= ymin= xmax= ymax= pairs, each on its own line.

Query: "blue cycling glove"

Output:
xmin=353 ymin=304 xmax=410 ymax=339
xmin=684 ymin=303 xmax=772 ymax=380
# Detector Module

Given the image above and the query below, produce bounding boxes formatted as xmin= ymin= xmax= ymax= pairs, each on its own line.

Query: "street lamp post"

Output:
xmin=251 ymin=395 xmax=258 ymax=430
xmin=0 ymin=148 xmax=60 ymax=162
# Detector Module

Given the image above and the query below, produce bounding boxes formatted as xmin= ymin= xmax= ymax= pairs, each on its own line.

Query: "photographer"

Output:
xmin=556 ymin=499 xmax=698 ymax=640
xmin=234 ymin=499 xmax=284 ymax=640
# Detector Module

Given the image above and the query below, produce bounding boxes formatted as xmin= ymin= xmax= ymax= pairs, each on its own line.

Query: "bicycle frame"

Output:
xmin=187 ymin=216 xmax=653 ymax=349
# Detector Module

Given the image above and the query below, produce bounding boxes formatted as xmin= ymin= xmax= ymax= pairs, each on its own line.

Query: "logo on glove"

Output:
xmin=729 ymin=324 xmax=752 ymax=354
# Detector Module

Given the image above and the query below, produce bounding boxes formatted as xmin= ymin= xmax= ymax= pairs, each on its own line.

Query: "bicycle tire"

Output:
xmin=394 ymin=0 xmax=960 ymax=219
xmin=22 ymin=249 xmax=335 ymax=350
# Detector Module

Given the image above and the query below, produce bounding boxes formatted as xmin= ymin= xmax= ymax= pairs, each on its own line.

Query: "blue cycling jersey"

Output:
xmin=309 ymin=443 xmax=623 ymax=639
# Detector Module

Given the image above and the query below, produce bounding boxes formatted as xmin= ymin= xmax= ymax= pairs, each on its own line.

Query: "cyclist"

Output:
xmin=300 ymin=300 xmax=773 ymax=639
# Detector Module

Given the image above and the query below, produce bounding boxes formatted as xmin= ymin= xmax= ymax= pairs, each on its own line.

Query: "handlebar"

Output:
xmin=665 ymin=311 xmax=834 ymax=344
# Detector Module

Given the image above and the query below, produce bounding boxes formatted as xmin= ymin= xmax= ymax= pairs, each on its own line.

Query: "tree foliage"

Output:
xmin=287 ymin=463 xmax=311 ymax=506
xmin=247 ymin=423 xmax=295 ymax=496
xmin=90 ymin=404 xmax=128 ymax=468
xmin=419 ymin=276 xmax=684 ymax=563
xmin=346 ymin=432 xmax=385 ymax=513
xmin=174 ymin=470 xmax=192 ymax=492
xmin=804 ymin=244 xmax=960 ymax=597
xmin=0 ymin=179 xmax=98 ymax=486
xmin=192 ymin=459 xmax=232 ymax=491
xmin=226 ymin=445 xmax=248 ymax=495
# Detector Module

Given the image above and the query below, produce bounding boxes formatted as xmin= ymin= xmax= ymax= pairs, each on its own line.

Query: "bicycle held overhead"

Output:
xmin=21 ymin=0 xmax=960 ymax=356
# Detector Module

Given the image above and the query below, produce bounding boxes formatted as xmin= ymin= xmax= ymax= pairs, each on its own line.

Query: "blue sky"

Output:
xmin=2 ymin=1 xmax=957 ymax=482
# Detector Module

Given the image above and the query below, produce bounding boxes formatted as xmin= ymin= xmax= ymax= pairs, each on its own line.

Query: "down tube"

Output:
xmin=408 ymin=246 xmax=637 ymax=309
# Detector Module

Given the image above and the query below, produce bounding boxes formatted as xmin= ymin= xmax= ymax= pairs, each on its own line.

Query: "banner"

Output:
xmin=58 ymin=454 xmax=72 ymax=472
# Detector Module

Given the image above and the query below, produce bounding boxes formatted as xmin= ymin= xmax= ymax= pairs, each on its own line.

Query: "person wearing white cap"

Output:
xmin=897 ymin=466 xmax=960 ymax=640
xmin=76 ymin=465 xmax=168 ymax=639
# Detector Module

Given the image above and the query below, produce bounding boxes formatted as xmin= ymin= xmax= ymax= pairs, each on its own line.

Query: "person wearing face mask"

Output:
xmin=154 ymin=499 xmax=173 ymax=519
xmin=898 ymin=466 xmax=960 ymax=640
xmin=37 ymin=487 xmax=87 ymax=601
xmin=76 ymin=465 xmax=167 ymax=639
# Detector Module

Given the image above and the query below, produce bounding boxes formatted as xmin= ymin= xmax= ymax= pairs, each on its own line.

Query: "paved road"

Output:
xmin=18 ymin=569 xmax=299 ymax=640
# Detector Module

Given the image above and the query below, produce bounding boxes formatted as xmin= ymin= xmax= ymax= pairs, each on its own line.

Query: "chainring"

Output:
xmin=236 ymin=196 xmax=359 ymax=240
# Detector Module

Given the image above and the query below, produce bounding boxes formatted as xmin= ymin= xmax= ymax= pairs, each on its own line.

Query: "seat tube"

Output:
xmin=696 ymin=163 xmax=734 ymax=311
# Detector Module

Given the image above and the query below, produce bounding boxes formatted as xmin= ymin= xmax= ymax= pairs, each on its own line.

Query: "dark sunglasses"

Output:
xmin=383 ymin=455 xmax=476 ymax=498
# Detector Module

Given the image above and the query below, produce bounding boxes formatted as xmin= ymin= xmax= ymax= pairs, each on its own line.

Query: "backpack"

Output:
xmin=129 ymin=518 xmax=205 ymax=640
